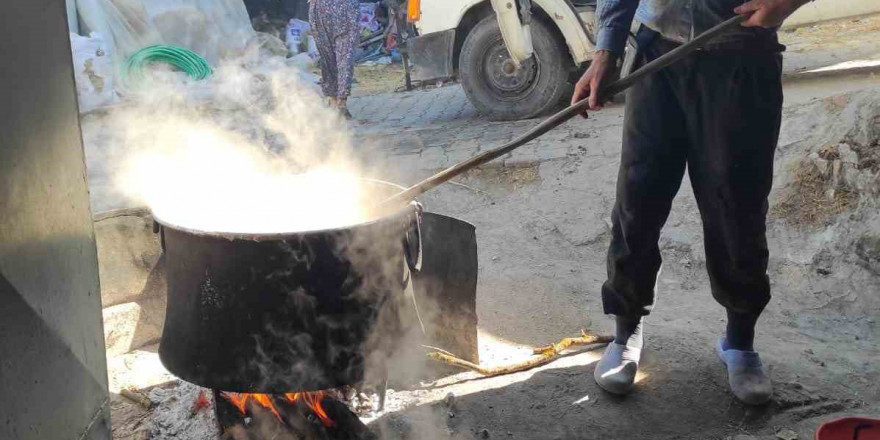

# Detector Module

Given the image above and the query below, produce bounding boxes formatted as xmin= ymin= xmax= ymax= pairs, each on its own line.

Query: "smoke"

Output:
xmin=106 ymin=56 xmax=383 ymax=233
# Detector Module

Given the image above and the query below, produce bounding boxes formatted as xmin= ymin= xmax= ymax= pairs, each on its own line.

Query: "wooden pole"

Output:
xmin=381 ymin=15 xmax=748 ymax=208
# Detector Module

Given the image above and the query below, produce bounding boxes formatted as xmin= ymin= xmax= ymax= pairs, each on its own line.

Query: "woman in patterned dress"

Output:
xmin=309 ymin=0 xmax=360 ymax=119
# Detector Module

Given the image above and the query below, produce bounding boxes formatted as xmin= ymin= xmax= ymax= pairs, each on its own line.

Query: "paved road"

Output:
xmin=347 ymin=14 xmax=880 ymax=177
xmin=348 ymin=68 xmax=880 ymax=183
xmin=349 ymin=84 xmax=627 ymax=181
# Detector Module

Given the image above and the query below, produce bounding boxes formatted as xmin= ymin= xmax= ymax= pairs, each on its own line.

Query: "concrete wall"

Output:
xmin=785 ymin=0 xmax=880 ymax=27
xmin=67 ymin=0 xmax=79 ymax=34
xmin=0 ymin=1 xmax=110 ymax=439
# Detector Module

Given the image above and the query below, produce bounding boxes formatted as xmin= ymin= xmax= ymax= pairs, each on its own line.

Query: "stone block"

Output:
xmin=103 ymin=295 xmax=166 ymax=356
xmin=94 ymin=208 xmax=165 ymax=307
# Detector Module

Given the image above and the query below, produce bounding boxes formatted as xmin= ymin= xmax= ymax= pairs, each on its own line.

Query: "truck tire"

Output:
xmin=459 ymin=15 xmax=569 ymax=121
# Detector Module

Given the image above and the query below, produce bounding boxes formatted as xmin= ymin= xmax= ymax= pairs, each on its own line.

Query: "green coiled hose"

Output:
xmin=125 ymin=45 xmax=212 ymax=81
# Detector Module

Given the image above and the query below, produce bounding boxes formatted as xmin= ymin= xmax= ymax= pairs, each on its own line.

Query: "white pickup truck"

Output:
xmin=405 ymin=0 xmax=636 ymax=120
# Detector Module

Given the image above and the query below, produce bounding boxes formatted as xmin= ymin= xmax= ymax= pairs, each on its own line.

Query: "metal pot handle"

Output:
xmin=403 ymin=201 xmax=423 ymax=273
xmin=152 ymin=218 xmax=166 ymax=253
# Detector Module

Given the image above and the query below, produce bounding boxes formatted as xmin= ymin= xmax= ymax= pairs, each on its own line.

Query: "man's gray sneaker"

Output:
xmin=594 ymin=342 xmax=641 ymax=395
xmin=717 ymin=337 xmax=773 ymax=405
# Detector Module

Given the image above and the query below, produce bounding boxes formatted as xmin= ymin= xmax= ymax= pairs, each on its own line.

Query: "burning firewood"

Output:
xmin=190 ymin=390 xmax=211 ymax=416
xmin=426 ymin=330 xmax=613 ymax=377
xmin=215 ymin=390 xmax=376 ymax=440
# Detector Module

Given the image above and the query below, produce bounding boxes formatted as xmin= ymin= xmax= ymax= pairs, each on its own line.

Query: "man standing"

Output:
xmin=571 ymin=0 xmax=812 ymax=405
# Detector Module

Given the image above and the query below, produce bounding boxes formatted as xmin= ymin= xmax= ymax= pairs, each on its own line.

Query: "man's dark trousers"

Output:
xmin=601 ymin=33 xmax=784 ymax=318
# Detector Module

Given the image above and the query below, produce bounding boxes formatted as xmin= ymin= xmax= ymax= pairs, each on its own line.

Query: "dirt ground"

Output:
xmin=306 ymin=62 xmax=408 ymax=97
xmin=99 ymin=90 xmax=880 ymax=440
xmin=780 ymin=13 xmax=880 ymax=55
xmin=356 ymin=89 xmax=880 ymax=440
xmin=105 ymin=82 xmax=880 ymax=436
xmin=352 ymin=64 xmax=408 ymax=97
xmin=101 ymin=83 xmax=880 ymax=440
xmin=780 ymin=14 xmax=880 ymax=76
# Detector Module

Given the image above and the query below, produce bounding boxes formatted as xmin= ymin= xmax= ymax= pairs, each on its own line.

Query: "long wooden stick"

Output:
xmin=530 ymin=330 xmax=613 ymax=356
xmin=427 ymin=331 xmax=613 ymax=377
xmin=381 ymin=14 xmax=747 ymax=208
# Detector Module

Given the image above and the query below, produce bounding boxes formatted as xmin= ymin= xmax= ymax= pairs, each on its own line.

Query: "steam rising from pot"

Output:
xmin=110 ymin=58 xmax=381 ymax=233
xmin=122 ymin=134 xmax=376 ymax=233
xmin=96 ymin=57 xmax=462 ymax=439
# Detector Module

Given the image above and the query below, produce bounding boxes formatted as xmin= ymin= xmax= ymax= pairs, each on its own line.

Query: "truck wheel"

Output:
xmin=459 ymin=15 xmax=569 ymax=121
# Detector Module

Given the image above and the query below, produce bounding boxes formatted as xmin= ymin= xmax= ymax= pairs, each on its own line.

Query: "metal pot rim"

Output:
xmin=152 ymin=177 xmax=416 ymax=240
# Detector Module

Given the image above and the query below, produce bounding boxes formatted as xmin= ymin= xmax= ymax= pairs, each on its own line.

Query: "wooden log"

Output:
xmin=427 ymin=331 xmax=613 ymax=377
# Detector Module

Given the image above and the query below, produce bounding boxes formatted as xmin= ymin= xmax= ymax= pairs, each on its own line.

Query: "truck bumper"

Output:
xmin=408 ymin=29 xmax=456 ymax=82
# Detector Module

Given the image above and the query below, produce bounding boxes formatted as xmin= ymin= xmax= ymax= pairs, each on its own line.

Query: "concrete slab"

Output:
xmin=94 ymin=208 xmax=165 ymax=308
xmin=103 ymin=296 xmax=166 ymax=357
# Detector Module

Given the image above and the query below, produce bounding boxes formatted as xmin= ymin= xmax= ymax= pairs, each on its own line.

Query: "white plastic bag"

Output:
xmin=70 ymin=32 xmax=118 ymax=112
xmin=285 ymin=19 xmax=311 ymax=54
xmin=76 ymin=0 xmax=255 ymax=64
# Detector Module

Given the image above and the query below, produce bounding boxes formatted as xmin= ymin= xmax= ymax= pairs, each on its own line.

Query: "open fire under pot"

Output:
xmin=152 ymin=179 xmax=479 ymax=439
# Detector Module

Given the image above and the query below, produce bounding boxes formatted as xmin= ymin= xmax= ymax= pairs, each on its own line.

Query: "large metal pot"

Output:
xmin=154 ymin=180 xmax=421 ymax=393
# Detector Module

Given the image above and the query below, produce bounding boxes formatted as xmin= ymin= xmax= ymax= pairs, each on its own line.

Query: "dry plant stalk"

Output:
xmin=772 ymin=160 xmax=858 ymax=227
xmin=120 ymin=388 xmax=154 ymax=409
xmin=426 ymin=330 xmax=612 ymax=377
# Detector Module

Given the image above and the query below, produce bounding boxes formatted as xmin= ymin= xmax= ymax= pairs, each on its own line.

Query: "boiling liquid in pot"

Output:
xmin=149 ymin=170 xmax=393 ymax=234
